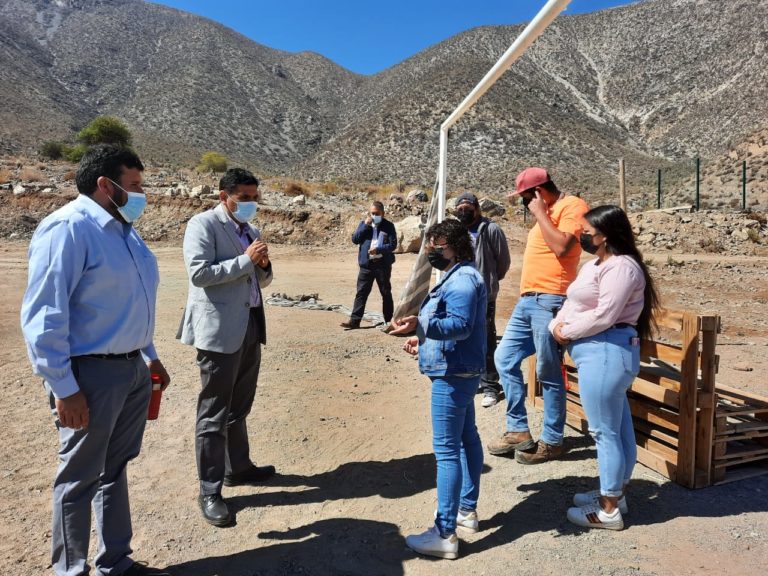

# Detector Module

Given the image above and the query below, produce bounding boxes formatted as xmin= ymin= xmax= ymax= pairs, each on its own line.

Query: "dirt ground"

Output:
xmin=1 ymin=239 xmax=766 ymax=576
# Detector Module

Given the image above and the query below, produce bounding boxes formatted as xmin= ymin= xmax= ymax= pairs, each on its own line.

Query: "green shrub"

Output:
xmin=63 ymin=144 xmax=88 ymax=163
xmin=197 ymin=151 xmax=228 ymax=173
xmin=77 ymin=116 xmax=132 ymax=147
xmin=39 ymin=141 xmax=66 ymax=160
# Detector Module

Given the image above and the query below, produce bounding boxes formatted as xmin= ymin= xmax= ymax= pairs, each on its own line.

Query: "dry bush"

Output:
xmin=0 ymin=169 xmax=11 ymax=184
xmin=318 ymin=182 xmax=339 ymax=194
xmin=363 ymin=183 xmax=398 ymax=199
xmin=63 ymin=170 xmax=76 ymax=181
xmin=698 ymin=237 xmax=724 ymax=253
xmin=20 ymin=167 xmax=46 ymax=182
xmin=283 ymin=179 xmax=310 ymax=197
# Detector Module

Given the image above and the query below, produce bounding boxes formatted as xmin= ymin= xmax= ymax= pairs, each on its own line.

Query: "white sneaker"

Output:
xmin=567 ymin=503 xmax=624 ymax=530
xmin=573 ymin=490 xmax=628 ymax=515
xmin=435 ymin=508 xmax=480 ymax=533
xmin=405 ymin=525 xmax=459 ymax=559
xmin=457 ymin=509 xmax=479 ymax=533
xmin=481 ymin=391 xmax=498 ymax=408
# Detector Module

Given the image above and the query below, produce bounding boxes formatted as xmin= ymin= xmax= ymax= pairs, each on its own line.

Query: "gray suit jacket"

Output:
xmin=178 ymin=203 xmax=273 ymax=353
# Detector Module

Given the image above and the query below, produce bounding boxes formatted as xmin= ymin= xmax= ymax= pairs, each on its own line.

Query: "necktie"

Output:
xmin=239 ymin=224 xmax=253 ymax=244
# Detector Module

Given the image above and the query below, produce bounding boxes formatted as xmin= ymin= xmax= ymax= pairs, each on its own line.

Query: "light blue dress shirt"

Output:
xmin=21 ymin=194 xmax=159 ymax=399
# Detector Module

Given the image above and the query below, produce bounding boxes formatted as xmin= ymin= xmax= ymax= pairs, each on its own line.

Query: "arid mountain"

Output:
xmin=2 ymin=0 xmax=767 ymax=206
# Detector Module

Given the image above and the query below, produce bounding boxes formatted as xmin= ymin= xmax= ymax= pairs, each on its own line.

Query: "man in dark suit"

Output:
xmin=341 ymin=200 xmax=397 ymax=329
xmin=179 ymin=168 xmax=274 ymax=527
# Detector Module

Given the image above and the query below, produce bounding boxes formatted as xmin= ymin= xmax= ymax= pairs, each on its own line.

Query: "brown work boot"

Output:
xmin=514 ymin=440 xmax=567 ymax=465
xmin=487 ymin=431 xmax=535 ymax=456
xmin=340 ymin=319 xmax=361 ymax=329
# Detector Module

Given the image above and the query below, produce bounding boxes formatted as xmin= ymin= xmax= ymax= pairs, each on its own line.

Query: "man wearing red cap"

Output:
xmin=489 ymin=167 xmax=588 ymax=464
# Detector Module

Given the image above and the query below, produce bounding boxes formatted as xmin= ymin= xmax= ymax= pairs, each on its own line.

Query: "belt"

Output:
xmin=611 ymin=323 xmax=635 ymax=329
xmin=520 ymin=291 xmax=559 ymax=298
xmin=78 ymin=350 xmax=141 ymax=360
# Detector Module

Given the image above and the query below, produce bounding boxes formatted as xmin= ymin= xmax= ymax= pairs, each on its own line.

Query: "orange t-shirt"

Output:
xmin=520 ymin=195 xmax=589 ymax=295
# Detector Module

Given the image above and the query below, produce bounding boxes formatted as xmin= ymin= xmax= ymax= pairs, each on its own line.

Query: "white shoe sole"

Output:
xmin=566 ymin=506 xmax=624 ymax=530
xmin=405 ymin=537 xmax=458 ymax=559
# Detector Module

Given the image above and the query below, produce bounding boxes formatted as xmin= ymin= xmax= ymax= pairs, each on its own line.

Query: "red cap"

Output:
xmin=513 ymin=167 xmax=551 ymax=196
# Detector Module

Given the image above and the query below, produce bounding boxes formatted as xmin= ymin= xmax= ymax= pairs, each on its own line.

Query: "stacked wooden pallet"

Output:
xmin=711 ymin=384 xmax=768 ymax=484
xmin=526 ymin=309 xmax=768 ymax=488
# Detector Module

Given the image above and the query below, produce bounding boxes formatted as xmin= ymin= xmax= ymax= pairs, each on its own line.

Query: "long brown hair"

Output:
xmin=585 ymin=205 xmax=660 ymax=340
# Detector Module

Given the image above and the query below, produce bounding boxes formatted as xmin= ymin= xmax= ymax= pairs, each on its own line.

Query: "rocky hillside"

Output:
xmin=2 ymin=159 xmax=766 ymax=258
xmin=1 ymin=0 xmax=767 ymax=208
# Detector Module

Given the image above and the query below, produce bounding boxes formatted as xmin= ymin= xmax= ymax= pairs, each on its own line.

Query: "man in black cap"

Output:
xmin=455 ymin=192 xmax=510 ymax=407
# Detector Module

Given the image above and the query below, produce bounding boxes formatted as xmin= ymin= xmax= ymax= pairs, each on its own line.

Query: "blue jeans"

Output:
xmin=494 ymin=294 xmax=566 ymax=445
xmin=431 ymin=375 xmax=484 ymax=536
xmin=569 ymin=327 xmax=639 ymax=496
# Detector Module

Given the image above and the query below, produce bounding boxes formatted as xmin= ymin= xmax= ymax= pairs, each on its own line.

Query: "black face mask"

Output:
xmin=427 ymin=249 xmax=451 ymax=270
xmin=456 ymin=209 xmax=475 ymax=226
xmin=580 ymin=232 xmax=600 ymax=254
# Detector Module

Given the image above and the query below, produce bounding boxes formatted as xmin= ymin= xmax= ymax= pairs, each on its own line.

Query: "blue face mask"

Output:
xmin=227 ymin=194 xmax=258 ymax=222
xmin=372 ymin=214 xmax=382 ymax=225
xmin=108 ymin=179 xmax=147 ymax=223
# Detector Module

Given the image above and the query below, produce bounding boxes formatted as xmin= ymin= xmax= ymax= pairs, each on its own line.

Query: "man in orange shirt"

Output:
xmin=489 ymin=167 xmax=588 ymax=464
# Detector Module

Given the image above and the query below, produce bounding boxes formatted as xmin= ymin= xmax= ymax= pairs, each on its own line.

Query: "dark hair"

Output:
xmin=219 ymin=168 xmax=259 ymax=193
xmin=75 ymin=144 xmax=144 ymax=196
xmin=538 ymin=179 xmax=559 ymax=196
xmin=426 ymin=219 xmax=474 ymax=263
xmin=585 ymin=205 xmax=660 ymax=340
xmin=370 ymin=200 xmax=385 ymax=213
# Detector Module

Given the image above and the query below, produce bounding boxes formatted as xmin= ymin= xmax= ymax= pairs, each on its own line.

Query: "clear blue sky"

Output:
xmin=151 ymin=0 xmax=639 ymax=75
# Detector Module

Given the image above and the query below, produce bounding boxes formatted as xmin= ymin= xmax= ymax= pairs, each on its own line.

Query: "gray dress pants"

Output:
xmin=195 ymin=308 xmax=262 ymax=496
xmin=48 ymin=355 xmax=151 ymax=576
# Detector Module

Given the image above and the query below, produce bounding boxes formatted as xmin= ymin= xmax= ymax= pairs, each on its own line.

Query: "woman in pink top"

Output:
xmin=550 ymin=205 xmax=659 ymax=531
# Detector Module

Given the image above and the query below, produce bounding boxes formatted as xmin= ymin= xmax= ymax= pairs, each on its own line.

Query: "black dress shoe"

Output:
xmin=223 ymin=464 xmax=277 ymax=486
xmin=121 ymin=561 xmax=172 ymax=575
xmin=198 ymin=494 xmax=232 ymax=526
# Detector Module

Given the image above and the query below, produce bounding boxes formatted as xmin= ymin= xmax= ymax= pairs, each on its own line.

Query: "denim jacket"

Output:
xmin=417 ymin=261 xmax=487 ymax=377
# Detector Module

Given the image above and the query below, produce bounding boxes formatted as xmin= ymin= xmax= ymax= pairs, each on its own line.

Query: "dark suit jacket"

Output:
xmin=352 ymin=218 xmax=397 ymax=268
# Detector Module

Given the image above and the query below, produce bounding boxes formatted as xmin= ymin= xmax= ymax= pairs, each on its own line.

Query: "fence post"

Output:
xmin=618 ymin=158 xmax=626 ymax=211
xmin=695 ymin=157 xmax=700 ymax=211
xmin=657 ymin=169 xmax=662 ymax=209
xmin=742 ymin=160 xmax=747 ymax=210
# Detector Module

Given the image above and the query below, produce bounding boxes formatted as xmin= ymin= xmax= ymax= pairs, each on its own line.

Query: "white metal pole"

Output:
xmin=436 ymin=0 xmax=572 ymax=217
xmin=438 ymin=127 xmax=447 ymax=224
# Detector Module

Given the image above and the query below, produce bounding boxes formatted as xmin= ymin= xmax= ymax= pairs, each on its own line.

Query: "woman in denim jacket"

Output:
xmin=550 ymin=205 xmax=660 ymax=530
xmin=390 ymin=219 xmax=487 ymax=559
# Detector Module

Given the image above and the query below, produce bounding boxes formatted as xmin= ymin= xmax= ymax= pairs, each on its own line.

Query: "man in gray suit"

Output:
xmin=179 ymin=168 xmax=274 ymax=527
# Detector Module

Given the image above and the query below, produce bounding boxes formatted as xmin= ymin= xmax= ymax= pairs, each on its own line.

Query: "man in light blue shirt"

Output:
xmin=20 ymin=144 xmax=171 ymax=576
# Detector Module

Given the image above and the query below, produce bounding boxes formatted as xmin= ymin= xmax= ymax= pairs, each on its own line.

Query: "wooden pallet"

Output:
xmin=526 ymin=310 xmax=768 ymax=488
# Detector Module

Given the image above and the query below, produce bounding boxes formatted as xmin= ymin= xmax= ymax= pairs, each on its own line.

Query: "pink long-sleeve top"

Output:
xmin=549 ymin=255 xmax=645 ymax=340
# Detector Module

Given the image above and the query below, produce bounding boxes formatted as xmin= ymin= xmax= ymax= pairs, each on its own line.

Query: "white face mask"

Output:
xmin=371 ymin=214 xmax=382 ymax=225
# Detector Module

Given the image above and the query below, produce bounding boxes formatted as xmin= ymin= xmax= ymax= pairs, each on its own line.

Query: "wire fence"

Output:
xmin=618 ymin=157 xmax=764 ymax=213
